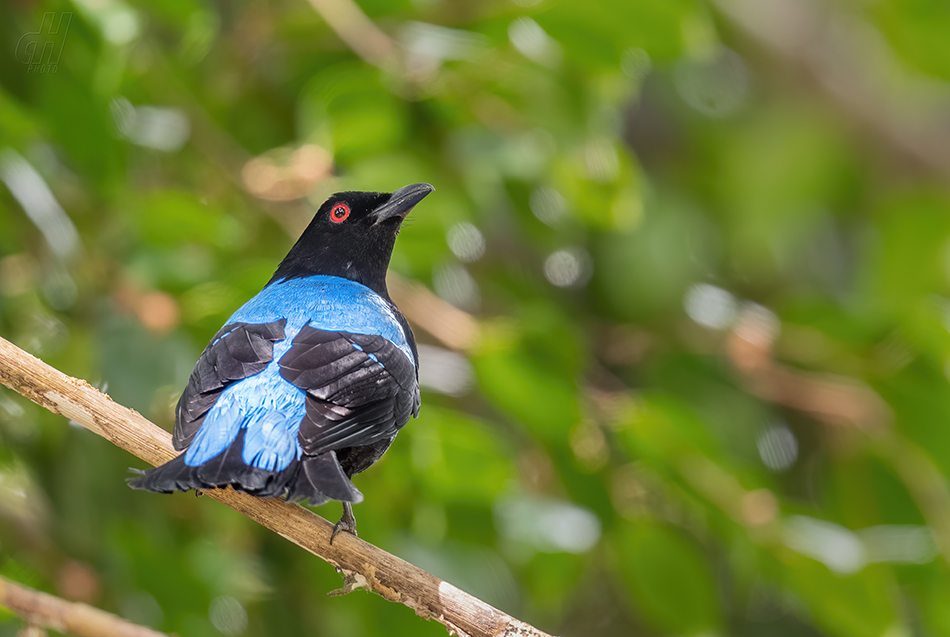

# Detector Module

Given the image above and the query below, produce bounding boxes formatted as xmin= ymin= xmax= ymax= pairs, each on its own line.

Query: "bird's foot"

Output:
xmin=330 ymin=502 xmax=358 ymax=545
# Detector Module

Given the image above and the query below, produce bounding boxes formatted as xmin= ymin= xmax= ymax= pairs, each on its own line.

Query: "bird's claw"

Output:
xmin=330 ymin=502 xmax=358 ymax=545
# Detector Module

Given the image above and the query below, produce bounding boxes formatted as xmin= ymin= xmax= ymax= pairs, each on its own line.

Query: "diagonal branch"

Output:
xmin=388 ymin=272 xmax=480 ymax=352
xmin=0 ymin=335 xmax=554 ymax=637
xmin=0 ymin=575 xmax=169 ymax=637
xmin=305 ymin=0 xmax=399 ymax=70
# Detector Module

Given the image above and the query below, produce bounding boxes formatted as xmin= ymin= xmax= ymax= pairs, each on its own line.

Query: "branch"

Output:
xmin=305 ymin=0 xmax=399 ymax=70
xmin=722 ymin=309 xmax=950 ymax=570
xmin=388 ymin=272 xmax=480 ymax=352
xmin=0 ymin=335 xmax=554 ymax=637
xmin=0 ymin=575 xmax=168 ymax=637
xmin=726 ymin=327 xmax=891 ymax=431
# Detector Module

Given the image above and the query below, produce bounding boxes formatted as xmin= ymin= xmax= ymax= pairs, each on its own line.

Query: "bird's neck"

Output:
xmin=268 ymin=244 xmax=393 ymax=301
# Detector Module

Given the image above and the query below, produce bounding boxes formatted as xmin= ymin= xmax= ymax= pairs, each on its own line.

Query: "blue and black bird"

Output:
xmin=131 ymin=183 xmax=433 ymax=538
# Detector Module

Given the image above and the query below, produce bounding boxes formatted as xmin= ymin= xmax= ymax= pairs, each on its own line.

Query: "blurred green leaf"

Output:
xmin=472 ymin=322 xmax=580 ymax=442
xmin=408 ymin=406 xmax=514 ymax=503
xmin=298 ymin=64 xmax=407 ymax=159
xmin=783 ymin=556 xmax=897 ymax=637
xmin=612 ymin=521 xmax=722 ymax=635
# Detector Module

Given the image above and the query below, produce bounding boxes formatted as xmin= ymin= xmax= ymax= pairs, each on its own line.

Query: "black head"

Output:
xmin=268 ymin=183 xmax=433 ymax=299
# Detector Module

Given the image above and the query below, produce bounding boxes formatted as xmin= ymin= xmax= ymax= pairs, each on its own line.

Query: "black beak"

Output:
xmin=372 ymin=183 xmax=434 ymax=224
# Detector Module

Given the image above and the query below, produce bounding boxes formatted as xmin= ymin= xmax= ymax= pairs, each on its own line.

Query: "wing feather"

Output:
xmin=278 ymin=325 xmax=419 ymax=457
xmin=172 ymin=319 xmax=286 ymax=450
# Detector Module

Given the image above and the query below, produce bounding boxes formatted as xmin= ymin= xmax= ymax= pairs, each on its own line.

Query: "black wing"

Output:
xmin=278 ymin=325 xmax=420 ymax=457
xmin=172 ymin=319 xmax=287 ymax=450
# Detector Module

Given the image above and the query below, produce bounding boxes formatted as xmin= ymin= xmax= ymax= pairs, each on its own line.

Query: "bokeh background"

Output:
xmin=3 ymin=0 xmax=950 ymax=635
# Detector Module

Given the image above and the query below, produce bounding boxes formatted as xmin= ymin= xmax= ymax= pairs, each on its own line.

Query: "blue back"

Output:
xmin=230 ymin=275 xmax=414 ymax=364
xmin=182 ymin=275 xmax=414 ymax=470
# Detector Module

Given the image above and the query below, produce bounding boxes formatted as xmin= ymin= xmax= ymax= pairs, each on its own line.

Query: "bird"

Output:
xmin=130 ymin=183 xmax=433 ymax=540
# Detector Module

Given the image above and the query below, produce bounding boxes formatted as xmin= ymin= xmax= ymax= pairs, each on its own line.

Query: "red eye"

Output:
xmin=330 ymin=203 xmax=350 ymax=223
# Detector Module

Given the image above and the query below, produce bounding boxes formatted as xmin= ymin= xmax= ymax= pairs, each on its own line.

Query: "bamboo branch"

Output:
xmin=0 ymin=335 xmax=554 ymax=637
xmin=0 ymin=575 xmax=168 ymax=637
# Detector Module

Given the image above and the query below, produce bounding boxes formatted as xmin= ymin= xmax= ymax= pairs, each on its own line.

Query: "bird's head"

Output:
xmin=269 ymin=183 xmax=434 ymax=298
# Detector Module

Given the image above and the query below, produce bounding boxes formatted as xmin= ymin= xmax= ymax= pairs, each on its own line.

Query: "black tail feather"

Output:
xmin=287 ymin=450 xmax=362 ymax=504
xmin=129 ymin=429 xmax=361 ymax=506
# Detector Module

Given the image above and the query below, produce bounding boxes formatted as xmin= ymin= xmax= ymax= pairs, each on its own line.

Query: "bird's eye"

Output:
xmin=330 ymin=204 xmax=350 ymax=223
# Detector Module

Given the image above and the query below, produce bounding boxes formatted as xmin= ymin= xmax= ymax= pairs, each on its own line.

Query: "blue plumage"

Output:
xmin=130 ymin=183 xmax=433 ymax=539
xmin=183 ymin=275 xmax=412 ymax=469
xmin=227 ymin=275 xmax=414 ymax=364
xmin=184 ymin=363 xmax=306 ymax=470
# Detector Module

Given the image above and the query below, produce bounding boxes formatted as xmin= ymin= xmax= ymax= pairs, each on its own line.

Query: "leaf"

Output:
xmin=612 ymin=522 xmax=722 ymax=635
xmin=783 ymin=555 xmax=897 ymax=637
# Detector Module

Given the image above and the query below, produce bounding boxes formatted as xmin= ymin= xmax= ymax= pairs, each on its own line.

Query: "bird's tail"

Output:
xmin=128 ymin=428 xmax=363 ymax=506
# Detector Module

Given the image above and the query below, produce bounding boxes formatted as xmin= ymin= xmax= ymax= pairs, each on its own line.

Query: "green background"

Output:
xmin=3 ymin=0 xmax=950 ymax=635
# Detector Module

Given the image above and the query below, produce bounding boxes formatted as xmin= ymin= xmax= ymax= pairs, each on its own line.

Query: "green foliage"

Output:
xmin=613 ymin=521 xmax=722 ymax=635
xmin=3 ymin=1 xmax=950 ymax=636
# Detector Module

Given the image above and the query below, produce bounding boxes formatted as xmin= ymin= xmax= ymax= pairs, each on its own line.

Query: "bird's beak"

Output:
xmin=372 ymin=183 xmax=434 ymax=224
